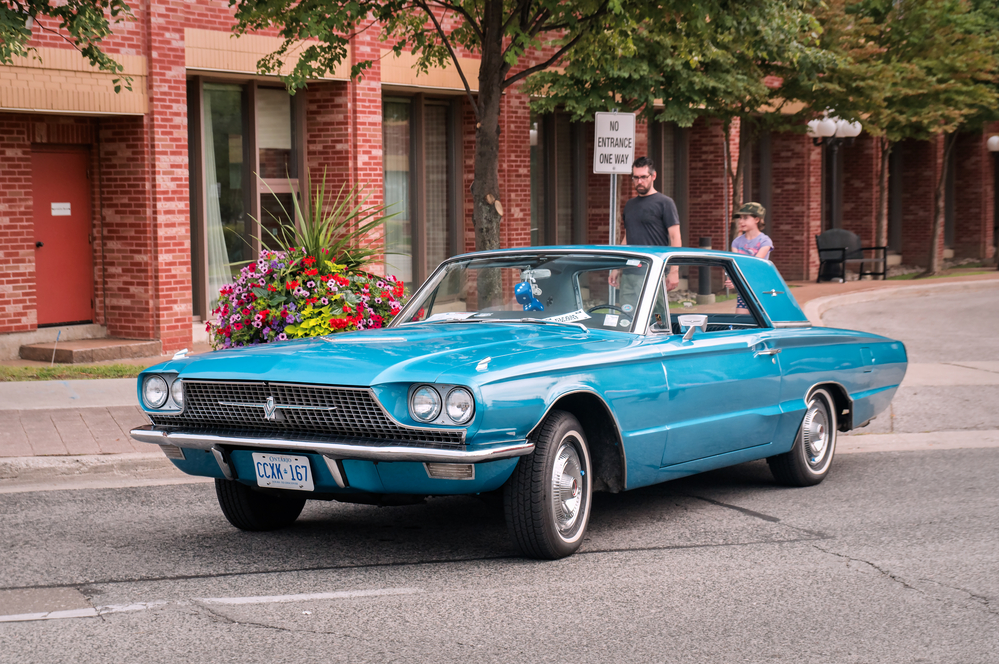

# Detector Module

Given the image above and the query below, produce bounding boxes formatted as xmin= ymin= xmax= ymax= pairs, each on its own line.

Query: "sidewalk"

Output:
xmin=1 ymin=270 xmax=998 ymax=487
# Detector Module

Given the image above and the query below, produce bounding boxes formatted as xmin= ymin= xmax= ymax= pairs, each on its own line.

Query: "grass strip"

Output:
xmin=0 ymin=364 xmax=145 ymax=382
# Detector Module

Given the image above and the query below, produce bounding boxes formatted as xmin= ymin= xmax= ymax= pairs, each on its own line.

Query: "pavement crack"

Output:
xmin=814 ymin=544 xmax=917 ymax=591
xmin=814 ymin=544 xmax=998 ymax=618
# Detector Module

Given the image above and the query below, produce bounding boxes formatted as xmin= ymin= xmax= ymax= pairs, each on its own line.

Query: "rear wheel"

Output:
xmin=504 ymin=410 xmax=592 ymax=559
xmin=215 ymin=479 xmax=306 ymax=531
xmin=768 ymin=388 xmax=837 ymax=487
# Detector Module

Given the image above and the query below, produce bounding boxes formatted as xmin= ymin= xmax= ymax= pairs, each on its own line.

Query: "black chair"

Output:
xmin=815 ymin=229 xmax=888 ymax=282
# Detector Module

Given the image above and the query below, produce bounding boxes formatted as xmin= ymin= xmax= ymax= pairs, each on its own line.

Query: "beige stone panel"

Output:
xmin=185 ymin=27 xmax=351 ymax=80
xmin=380 ymin=48 xmax=479 ymax=92
xmin=0 ymin=68 xmax=147 ymax=114
xmin=10 ymin=47 xmax=146 ymax=76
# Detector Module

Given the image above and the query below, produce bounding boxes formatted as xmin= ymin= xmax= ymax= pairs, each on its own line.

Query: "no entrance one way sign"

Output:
xmin=592 ymin=112 xmax=636 ymax=174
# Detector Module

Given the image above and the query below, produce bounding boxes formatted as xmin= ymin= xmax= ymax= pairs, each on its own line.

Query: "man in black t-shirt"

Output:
xmin=610 ymin=156 xmax=681 ymax=291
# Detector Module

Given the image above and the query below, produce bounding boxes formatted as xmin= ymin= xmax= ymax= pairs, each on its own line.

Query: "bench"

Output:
xmin=815 ymin=229 xmax=888 ymax=282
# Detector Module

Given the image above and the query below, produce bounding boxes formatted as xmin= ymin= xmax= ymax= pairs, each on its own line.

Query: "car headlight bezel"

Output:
xmin=143 ymin=375 xmax=169 ymax=409
xmin=445 ymin=387 xmax=474 ymax=424
xmin=170 ymin=378 xmax=184 ymax=408
xmin=410 ymin=385 xmax=442 ymax=422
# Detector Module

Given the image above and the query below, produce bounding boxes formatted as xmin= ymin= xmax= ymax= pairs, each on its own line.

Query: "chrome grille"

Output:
xmin=149 ymin=380 xmax=465 ymax=448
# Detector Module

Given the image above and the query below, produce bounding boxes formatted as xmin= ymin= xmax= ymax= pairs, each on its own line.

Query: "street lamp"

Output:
xmin=808 ymin=113 xmax=863 ymax=229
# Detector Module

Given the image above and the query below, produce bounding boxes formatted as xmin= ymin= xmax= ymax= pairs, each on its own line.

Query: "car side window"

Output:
xmin=665 ymin=261 xmax=763 ymax=333
xmin=649 ymin=276 xmax=670 ymax=332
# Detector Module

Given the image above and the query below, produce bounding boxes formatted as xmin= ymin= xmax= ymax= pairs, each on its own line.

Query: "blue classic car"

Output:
xmin=131 ymin=247 xmax=907 ymax=559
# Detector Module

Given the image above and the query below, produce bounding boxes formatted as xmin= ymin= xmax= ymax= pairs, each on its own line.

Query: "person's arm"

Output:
xmin=755 ymin=246 xmax=772 ymax=259
xmin=664 ymin=215 xmax=682 ymax=290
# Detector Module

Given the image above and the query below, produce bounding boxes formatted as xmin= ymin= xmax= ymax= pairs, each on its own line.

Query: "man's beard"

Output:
xmin=635 ymin=183 xmax=650 ymax=195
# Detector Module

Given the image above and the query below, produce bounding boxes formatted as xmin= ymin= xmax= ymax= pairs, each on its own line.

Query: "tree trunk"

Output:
xmin=876 ymin=137 xmax=891 ymax=249
xmin=471 ymin=0 xmax=507 ymax=304
xmin=926 ymin=133 xmax=956 ymax=275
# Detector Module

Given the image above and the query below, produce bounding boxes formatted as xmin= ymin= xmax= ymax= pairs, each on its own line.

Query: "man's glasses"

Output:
xmin=631 ymin=174 xmax=653 ymax=181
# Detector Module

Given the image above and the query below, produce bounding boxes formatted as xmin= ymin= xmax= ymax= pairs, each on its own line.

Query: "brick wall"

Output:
xmin=841 ymin=134 xmax=880 ymax=245
xmin=687 ymin=117 xmax=733 ymax=252
xmin=0 ymin=115 xmax=34 ymax=333
xmin=98 ymin=116 xmax=155 ymax=339
xmin=499 ymin=81 xmax=532 ymax=249
xmin=953 ymin=129 xmax=996 ymax=260
xmin=900 ymin=136 xmax=944 ymax=267
xmin=145 ymin=0 xmax=192 ymax=351
xmin=770 ymin=132 xmax=822 ymax=281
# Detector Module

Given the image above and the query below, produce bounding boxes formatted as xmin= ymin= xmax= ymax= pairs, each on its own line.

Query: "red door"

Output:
xmin=32 ymin=148 xmax=94 ymax=326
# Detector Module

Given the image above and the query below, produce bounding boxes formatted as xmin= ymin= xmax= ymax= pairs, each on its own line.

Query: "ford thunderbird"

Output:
xmin=131 ymin=247 xmax=907 ymax=559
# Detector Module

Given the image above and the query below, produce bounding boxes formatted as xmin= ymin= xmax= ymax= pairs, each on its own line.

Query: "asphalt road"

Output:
xmin=1 ymin=285 xmax=997 ymax=663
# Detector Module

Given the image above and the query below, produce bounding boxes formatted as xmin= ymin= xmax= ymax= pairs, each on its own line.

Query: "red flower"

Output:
xmin=304 ymin=268 xmax=318 ymax=276
xmin=241 ymin=308 xmax=251 ymax=316
xmin=286 ymin=280 xmax=299 ymax=290
xmin=267 ymin=284 xmax=278 ymax=292
xmin=303 ymin=256 xmax=316 ymax=266
xmin=248 ymin=263 xmax=256 ymax=273
xmin=234 ymin=322 xmax=244 ymax=331
xmin=342 ymin=304 xmax=352 ymax=313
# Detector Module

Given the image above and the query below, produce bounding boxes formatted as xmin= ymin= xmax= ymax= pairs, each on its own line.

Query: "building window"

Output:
xmin=382 ymin=95 xmax=461 ymax=286
xmin=530 ymin=112 xmax=587 ymax=246
xmin=188 ymin=78 xmax=304 ymax=319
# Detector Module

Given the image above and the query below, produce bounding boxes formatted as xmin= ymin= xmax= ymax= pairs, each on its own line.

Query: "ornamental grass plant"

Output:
xmin=208 ymin=178 xmax=406 ymax=349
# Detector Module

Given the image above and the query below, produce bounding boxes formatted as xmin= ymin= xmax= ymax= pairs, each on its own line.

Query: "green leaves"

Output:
xmin=1 ymin=0 xmax=134 ymax=91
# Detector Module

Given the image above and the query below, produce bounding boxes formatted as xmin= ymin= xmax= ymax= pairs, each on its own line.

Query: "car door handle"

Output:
xmin=754 ymin=348 xmax=781 ymax=357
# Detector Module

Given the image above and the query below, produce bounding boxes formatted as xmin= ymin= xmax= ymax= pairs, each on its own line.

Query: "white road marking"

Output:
xmin=199 ymin=587 xmax=422 ymax=605
xmin=0 ymin=601 xmax=168 ymax=623
xmin=0 ymin=589 xmax=421 ymax=623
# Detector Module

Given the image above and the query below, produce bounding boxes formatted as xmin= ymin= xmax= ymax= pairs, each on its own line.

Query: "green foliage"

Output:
xmin=526 ymin=0 xmax=830 ymax=131
xmin=258 ymin=171 xmax=397 ymax=274
xmin=1 ymin=0 xmax=133 ymax=92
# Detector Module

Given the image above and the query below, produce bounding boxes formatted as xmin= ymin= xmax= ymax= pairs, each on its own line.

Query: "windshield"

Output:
xmin=391 ymin=252 xmax=652 ymax=332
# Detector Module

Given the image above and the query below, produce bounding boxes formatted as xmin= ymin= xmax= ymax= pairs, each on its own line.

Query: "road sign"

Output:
xmin=592 ymin=112 xmax=636 ymax=174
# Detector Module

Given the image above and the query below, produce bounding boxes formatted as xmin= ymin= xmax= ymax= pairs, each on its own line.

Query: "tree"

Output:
xmin=1 ymin=0 xmax=133 ymax=91
xmin=790 ymin=0 xmax=999 ymax=274
xmin=525 ymin=0 xmax=832 ymax=230
xmin=229 ymin=0 xmax=829 ymax=288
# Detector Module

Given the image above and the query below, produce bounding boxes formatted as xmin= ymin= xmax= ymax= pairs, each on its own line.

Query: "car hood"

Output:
xmin=159 ymin=323 xmax=605 ymax=386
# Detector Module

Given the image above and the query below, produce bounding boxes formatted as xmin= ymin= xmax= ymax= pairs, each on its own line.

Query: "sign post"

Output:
xmin=592 ymin=111 xmax=636 ymax=246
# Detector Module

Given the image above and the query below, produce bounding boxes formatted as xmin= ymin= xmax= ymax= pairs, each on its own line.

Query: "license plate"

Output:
xmin=251 ymin=453 xmax=314 ymax=492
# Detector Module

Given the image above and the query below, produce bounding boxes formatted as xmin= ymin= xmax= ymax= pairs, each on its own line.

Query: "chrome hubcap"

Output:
xmin=803 ymin=399 xmax=830 ymax=467
xmin=552 ymin=438 xmax=584 ymax=536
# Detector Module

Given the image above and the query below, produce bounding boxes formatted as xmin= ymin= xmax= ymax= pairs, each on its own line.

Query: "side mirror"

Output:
xmin=678 ymin=314 xmax=708 ymax=341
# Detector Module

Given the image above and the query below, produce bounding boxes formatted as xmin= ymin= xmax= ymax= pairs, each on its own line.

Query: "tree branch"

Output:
xmin=415 ymin=0 xmax=480 ymax=120
xmin=502 ymin=31 xmax=584 ymax=89
xmin=427 ymin=0 xmax=483 ymax=42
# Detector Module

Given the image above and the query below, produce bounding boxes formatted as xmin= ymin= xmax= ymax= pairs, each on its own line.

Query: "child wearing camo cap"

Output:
xmin=729 ymin=202 xmax=773 ymax=313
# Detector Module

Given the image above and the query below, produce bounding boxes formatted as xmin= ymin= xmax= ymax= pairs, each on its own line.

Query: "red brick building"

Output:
xmin=1 ymin=1 xmax=996 ymax=357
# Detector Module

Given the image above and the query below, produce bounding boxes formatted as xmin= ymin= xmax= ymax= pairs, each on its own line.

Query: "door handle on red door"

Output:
xmin=35 ymin=241 xmax=44 ymax=248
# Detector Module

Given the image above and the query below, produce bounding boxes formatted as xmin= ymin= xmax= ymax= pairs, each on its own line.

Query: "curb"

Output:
xmin=0 ymin=452 xmax=175 ymax=485
xmin=802 ymin=277 xmax=999 ymax=326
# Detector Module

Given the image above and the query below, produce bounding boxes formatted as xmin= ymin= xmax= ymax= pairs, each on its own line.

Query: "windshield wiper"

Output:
xmin=516 ymin=318 xmax=589 ymax=333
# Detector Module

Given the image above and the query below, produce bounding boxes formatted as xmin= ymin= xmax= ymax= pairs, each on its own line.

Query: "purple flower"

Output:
xmin=376 ymin=280 xmax=385 ymax=288
xmin=252 ymin=321 xmax=262 ymax=328
xmin=320 ymin=298 xmax=328 ymax=305
xmin=263 ymin=327 xmax=271 ymax=335
xmin=288 ymin=303 xmax=297 ymax=312
xmin=307 ymin=280 xmax=316 ymax=288
xmin=374 ymin=297 xmax=382 ymax=304
xmin=286 ymin=315 xmax=295 ymax=324
xmin=277 ymin=333 xmax=288 ymax=341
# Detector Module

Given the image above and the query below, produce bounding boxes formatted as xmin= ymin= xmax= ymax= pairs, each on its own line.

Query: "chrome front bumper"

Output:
xmin=129 ymin=425 xmax=534 ymax=463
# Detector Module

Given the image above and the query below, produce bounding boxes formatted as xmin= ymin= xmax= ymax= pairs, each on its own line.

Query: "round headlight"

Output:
xmin=445 ymin=387 xmax=474 ymax=424
xmin=411 ymin=385 xmax=442 ymax=422
xmin=170 ymin=378 xmax=184 ymax=408
xmin=143 ymin=375 xmax=169 ymax=409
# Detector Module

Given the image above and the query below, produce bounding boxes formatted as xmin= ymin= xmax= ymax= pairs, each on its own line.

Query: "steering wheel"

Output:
xmin=586 ymin=303 xmax=626 ymax=314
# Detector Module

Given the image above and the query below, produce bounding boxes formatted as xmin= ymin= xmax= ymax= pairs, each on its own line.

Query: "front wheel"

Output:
xmin=504 ymin=410 xmax=592 ymax=559
xmin=768 ymin=388 xmax=838 ymax=487
xmin=215 ymin=479 xmax=306 ymax=531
